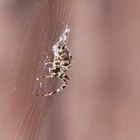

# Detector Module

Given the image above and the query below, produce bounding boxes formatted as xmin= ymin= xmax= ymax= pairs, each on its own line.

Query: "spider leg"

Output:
xmin=44 ymin=62 xmax=52 ymax=65
xmin=36 ymin=75 xmax=53 ymax=81
xmin=38 ymin=73 xmax=69 ymax=97
xmin=44 ymin=60 xmax=53 ymax=66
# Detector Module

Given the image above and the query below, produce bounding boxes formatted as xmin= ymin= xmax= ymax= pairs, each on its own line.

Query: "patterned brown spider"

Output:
xmin=36 ymin=25 xmax=72 ymax=96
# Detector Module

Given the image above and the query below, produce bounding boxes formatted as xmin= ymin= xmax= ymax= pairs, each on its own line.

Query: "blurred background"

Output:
xmin=1 ymin=0 xmax=140 ymax=140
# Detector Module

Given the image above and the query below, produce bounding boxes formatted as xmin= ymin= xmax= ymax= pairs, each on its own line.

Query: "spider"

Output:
xmin=36 ymin=25 xmax=72 ymax=96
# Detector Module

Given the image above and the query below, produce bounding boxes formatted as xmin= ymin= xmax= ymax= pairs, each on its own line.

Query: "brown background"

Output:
xmin=0 ymin=0 xmax=140 ymax=140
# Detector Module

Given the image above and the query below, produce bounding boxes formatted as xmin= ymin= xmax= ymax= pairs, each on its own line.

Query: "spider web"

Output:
xmin=0 ymin=0 xmax=76 ymax=140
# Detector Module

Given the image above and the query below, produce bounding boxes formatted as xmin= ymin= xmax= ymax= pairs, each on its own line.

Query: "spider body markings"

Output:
xmin=36 ymin=25 xmax=72 ymax=96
